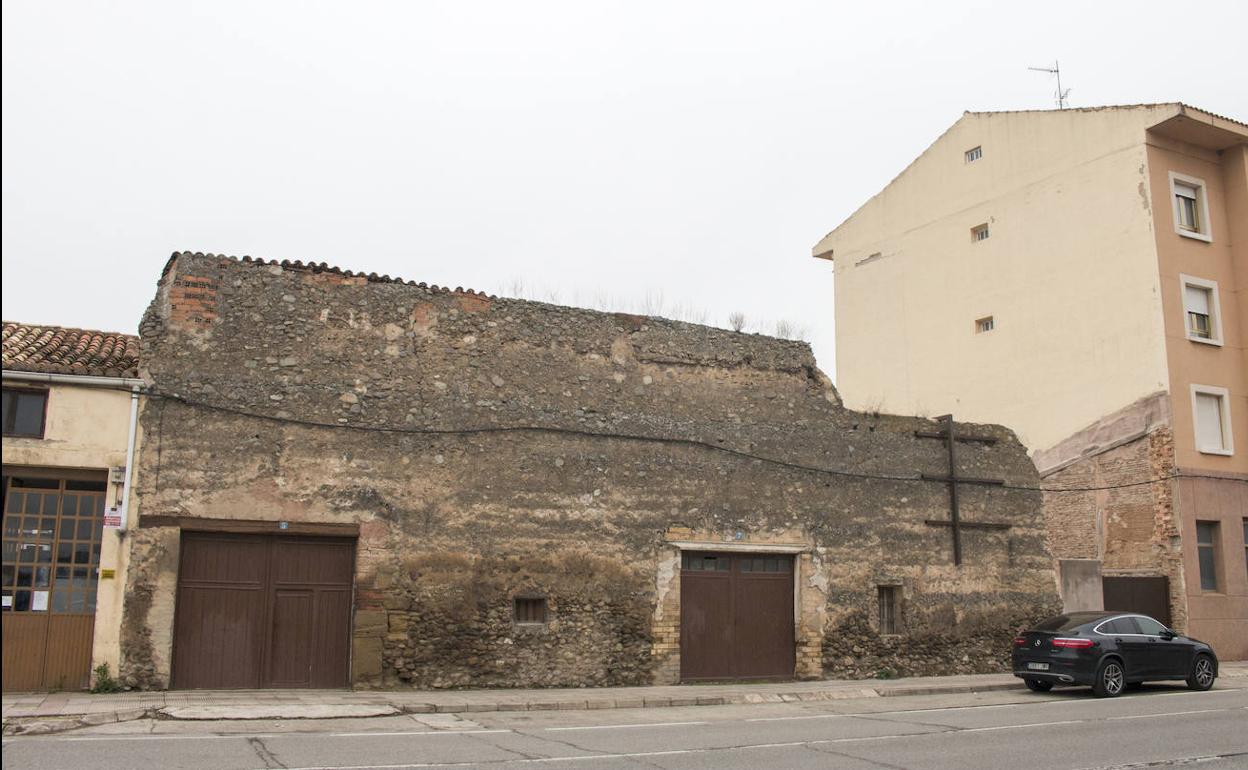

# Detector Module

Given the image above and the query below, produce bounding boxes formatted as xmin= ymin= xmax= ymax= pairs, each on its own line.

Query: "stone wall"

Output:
xmin=119 ymin=252 xmax=1058 ymax=689
xmin=1041 ymin=427 xmax=1186 ymax=631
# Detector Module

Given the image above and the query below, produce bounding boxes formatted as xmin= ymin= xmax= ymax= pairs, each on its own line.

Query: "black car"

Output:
xmin=1012 ymin=611 xmax=1218 ymax=697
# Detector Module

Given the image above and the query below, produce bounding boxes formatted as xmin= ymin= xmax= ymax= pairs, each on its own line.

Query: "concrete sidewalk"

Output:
xmin=5 ymin=662 xmax=1247 ymax=735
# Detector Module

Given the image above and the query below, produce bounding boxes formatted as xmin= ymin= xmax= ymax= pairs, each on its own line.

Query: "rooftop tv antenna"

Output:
xmin=1028 ymin=60 xmax=1071 ymax=109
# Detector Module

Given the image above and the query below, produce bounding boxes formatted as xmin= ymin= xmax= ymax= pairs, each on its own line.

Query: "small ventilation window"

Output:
xmin=739 ymin=557 xmax=792 ymax=573
xmin=682 ymin=553 xmax=730 ymax=572
xmin=971 ymin=223 xmax=990 ymax=242
xmin=965 ymin=146 xmax=982 ymax=163
xmin=975 ymin=316 xmax=995 ymax=334
xmin=878 ymin=585 xmax=901 ymax=634
xmin=513 ymin=597 xmax=548 ymax=625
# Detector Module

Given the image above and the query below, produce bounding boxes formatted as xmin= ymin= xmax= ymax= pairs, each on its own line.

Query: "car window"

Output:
xmin=1034 ymin=613 xmax=1102 ymax=632
xmin=1099 ymin=618 xmax=1131 ymax=634
xmin=1132 ymin=616 xmax=1169 ymax=636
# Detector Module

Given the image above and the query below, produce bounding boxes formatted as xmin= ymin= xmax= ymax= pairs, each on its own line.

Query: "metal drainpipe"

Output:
xmin=119 ymin=385 xmax=141 ymax=532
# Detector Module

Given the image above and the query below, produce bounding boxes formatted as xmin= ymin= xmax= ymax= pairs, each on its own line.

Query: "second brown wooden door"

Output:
xmin=679 ymin=551 xmax=795 ymax=681
xmin=172 ymin=532 xmax=354 ymax=689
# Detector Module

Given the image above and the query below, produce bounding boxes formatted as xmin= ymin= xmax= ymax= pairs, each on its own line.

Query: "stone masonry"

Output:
xmin=1040 ymin=397 xmax=1188 ymax=634
xmin=118 ymin=252 xmax=1059 ymax=689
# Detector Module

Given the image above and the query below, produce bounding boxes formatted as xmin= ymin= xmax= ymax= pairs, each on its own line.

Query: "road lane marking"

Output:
xmin=959 ymin=720 xmax=1082 ymax=732
xmin=329 ymin=728 xmax=514 ymax=733
xmin=330 ymin=729 xmax=512 ymax=737
xmin=747 ymin=713 xmax=846 ymax=722
xmin=741 ymin=689 xmax=1237 ymax=723
xmin=1106 ymin=708 xmax=1226 ymax=721
xmin=544 ymin=720 xmax=707 ymax=732
xmin=61 ymin=733 xmax=281 ymax=742
xmin=256 ymin=713 xmax=1241 ymax=770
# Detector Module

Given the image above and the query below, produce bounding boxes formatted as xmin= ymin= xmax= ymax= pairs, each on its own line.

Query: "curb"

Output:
xmin=878 ymin=681 xmax=1023 ymax=697
xmin=2 ymin=707 xmax=156 ymax=737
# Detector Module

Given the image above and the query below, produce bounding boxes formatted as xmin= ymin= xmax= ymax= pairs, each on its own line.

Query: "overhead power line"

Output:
xmin=146 ymin=391 xmax=1242 ymax=494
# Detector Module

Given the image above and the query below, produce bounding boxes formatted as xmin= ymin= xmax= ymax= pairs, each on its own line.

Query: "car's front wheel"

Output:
xmin=1187 ymin=655 xmax=1216 ymax=691
xmin=1024 ymin=678 xmax=1053 ymax=692
xmin=1093 ymin=659 xmax=1125 ymax=697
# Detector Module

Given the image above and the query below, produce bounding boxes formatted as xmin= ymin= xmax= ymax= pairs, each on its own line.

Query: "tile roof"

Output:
xmin=2 ymin=322 xmax=140 ymax=378
xmin=168 ymin=251 xmax=495 ymax=298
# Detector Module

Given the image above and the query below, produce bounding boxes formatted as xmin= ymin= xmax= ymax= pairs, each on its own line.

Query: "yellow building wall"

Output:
xmin=816 ymin=106 xmax=1179 ymax=452
xmin=2 ymin=381 xmax=138 ymax=679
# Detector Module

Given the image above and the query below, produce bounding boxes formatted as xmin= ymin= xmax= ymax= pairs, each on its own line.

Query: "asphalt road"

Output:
xmin=4 ymin=685 xmax=1247 ymax=770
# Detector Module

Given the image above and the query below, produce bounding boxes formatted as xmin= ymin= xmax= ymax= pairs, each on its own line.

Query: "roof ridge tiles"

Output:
xmin=175 ymin=251 xmax=496 ymax=299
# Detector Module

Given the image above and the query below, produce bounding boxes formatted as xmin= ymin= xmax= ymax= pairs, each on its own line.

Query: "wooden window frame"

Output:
xmin=2 ymin=387 xmax=49 ymax=439
xmin=2 ymin=476 xmax=106 ymax=615
xmin=877 ymin=584 xmax=902 ymax=635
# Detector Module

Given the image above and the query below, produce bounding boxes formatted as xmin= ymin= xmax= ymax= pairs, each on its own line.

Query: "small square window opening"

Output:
xmin=965 ymin=146 xmax=982 ymax=163
xmin=975 ymin=316 xmax=994 ymax=334
xmin=513 ymin=597 xmax=548 ymax=625
xmin=971 ymin=224 xmax=990 ymax=242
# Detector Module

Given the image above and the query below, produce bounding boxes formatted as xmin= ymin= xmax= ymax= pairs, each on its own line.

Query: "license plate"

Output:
xmin=1027 ymin=662 xmax=1049 ymax=671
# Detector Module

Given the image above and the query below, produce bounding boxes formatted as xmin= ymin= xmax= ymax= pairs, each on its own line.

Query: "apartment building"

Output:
xmin=812 ymin=104 xmax=1247 ymax=659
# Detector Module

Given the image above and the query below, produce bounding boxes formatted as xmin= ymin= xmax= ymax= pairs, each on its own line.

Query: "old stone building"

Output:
xmin=117 ymin=251 xmax=1058 ymax=690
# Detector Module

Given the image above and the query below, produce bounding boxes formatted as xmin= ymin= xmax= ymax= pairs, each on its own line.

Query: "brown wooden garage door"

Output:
xmin=1103 ymin=576 xmax=1172 ymax=627
xmin=680 ymin=551 xmax=794 ymax=681
xmin=172 ymin=532 xmax=355 ymax=689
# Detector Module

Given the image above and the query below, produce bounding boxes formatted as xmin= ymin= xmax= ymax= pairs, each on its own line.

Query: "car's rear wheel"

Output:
xmin=1093 ymin=659 xmax=1125 ymax=698
xmin=1187 ymin=655 xmax=1216 ymax=691
xmin=1024 ymin=678 xmax=1053 ymax=692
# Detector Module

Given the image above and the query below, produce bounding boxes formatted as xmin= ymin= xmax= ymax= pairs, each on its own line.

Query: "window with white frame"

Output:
xmin=1169 ymin=172 xmax=1212 ymax=242
xmin=975 ymin=316 xmax=994 ymax=334
xmin=1191 ymin=385 xmax=1233 ymax=455
xmin=1181 ymin=275 xmax=1222 ymax=345
xmin=965 ymin=146 xmax=982 ymax=163
xmin=971 ymin=223 xmax=990 ymax=242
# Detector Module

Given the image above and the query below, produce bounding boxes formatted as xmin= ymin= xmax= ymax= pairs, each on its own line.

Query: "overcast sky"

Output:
xmin=3 ymin=1 xmax=1245 ymax=378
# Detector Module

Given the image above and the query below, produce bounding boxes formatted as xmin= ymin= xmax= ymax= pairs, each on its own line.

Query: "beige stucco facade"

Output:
xmin=814 ymin=105 xmax=1185 ymax=451
xmin=814 ymin=103 xmax=1247 ymax=659
xmin=2 ymin=377 xmax=141 ymax=680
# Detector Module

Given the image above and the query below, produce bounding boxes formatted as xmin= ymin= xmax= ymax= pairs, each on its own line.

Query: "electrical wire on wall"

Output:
xmin=142 ymin=390 xmax=1244 ymax=495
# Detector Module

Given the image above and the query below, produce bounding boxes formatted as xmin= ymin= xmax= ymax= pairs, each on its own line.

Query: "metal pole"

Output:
xmin=944 ymin=414 xmax=962 ymax=565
